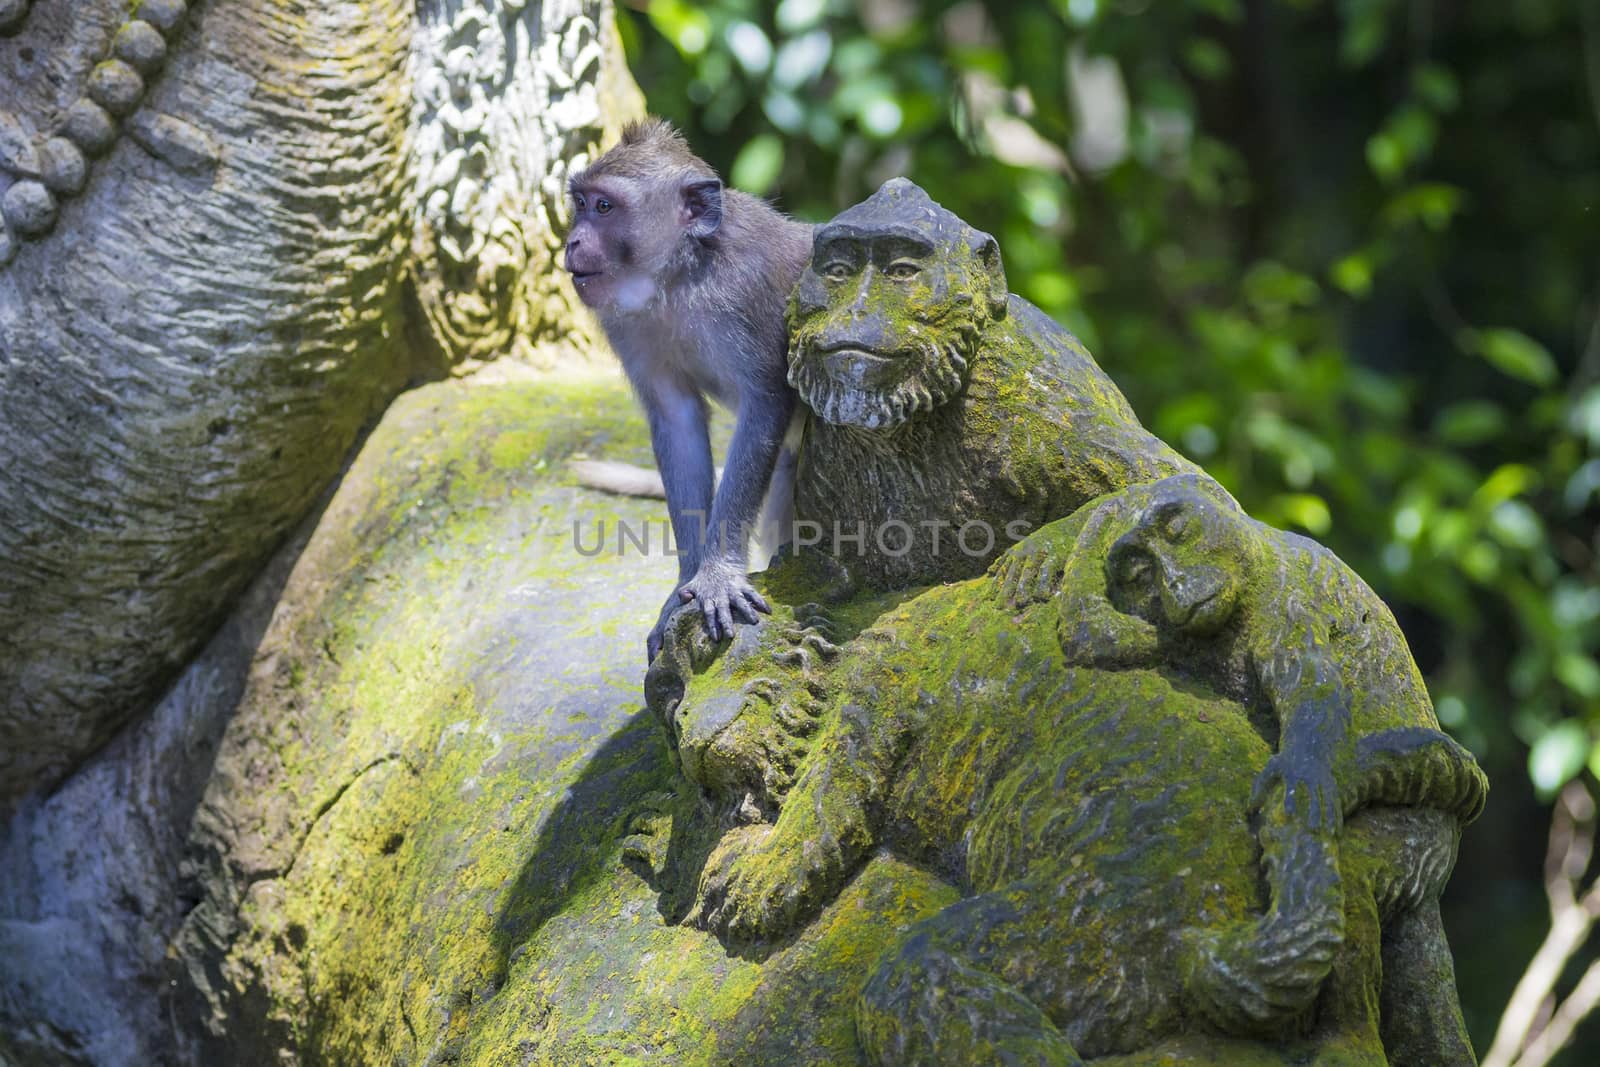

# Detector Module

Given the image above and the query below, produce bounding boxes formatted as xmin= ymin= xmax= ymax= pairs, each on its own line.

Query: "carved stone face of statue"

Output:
xmin=1104 ymin=484 xmax=1253 ymax=638
xmin=787 ymin=178 xmax=1009 ymax=430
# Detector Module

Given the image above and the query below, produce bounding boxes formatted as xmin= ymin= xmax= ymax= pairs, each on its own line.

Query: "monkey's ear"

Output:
xmin=971 ymin=233 xmax=1009 ymax=320
xmin=681 ymin=178 xmax=724 ymax=239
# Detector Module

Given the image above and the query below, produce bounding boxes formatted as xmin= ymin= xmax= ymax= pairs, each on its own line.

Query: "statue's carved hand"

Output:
xmin=990 ymin=531 xmax=1070 ymax=608
xmin=694 ymin=824 xmax=830 ymax=944
xmin=1250 ymin=753 xmax=1343 ymax=833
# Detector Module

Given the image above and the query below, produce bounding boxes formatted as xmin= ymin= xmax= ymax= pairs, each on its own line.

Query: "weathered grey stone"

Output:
xmin=136 ymin=0 xmax=187 ymax=36
xmin=0 ymin=0 xmax=29 ymax=35
xmin=86 ymin=59 xmax=146 ymax=117
xmin=0 ymin=108 xmax=39 ymax=176
xmin=0 ymin=223 xmax=15 ymax=266
xmin=1 ymin=178 xmax=56 ymax=235
xmin=60 ymin=98 xmax=119 ymax=157
xmin=113 ymin=20 xmax=169 ymax=74
xmin=127 ymin=111 xmax=218 ymax=174
xmin=39 ymin=136 xmax=88 ymax=196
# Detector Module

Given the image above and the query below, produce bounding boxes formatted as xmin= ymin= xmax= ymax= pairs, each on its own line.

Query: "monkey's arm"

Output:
xmin=1248 ymin=650 xmax=1357 ymax=833
xmin=1055 ymin=590 xmax=1162 ymax=669
xmin=677 ymin=385 xmax=797 ymax=641
xmin=695 ymin=700 xmax=898 ymax=945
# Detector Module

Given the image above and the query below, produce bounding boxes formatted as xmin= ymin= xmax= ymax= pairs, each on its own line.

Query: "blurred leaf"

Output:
xmin=1383 ymin=183 xmax=1463 ymax=231
xmin=1433 ymin=402 xmax=1507 ymax=446
xmin=1556 ymin=653 xmax=1600 ymax=699
xmin=647 ymin=0 xmax=711 ymax=56
xmin=1412 ymin=64 xmax=1460 ymax=112
xmin=1275 ymin=493 xmax=1334 ymax=535
xmin=1462 ymin=328 xmax=1559 ymax=387
xmin=1529 ymin=720 xmax=1590 ymax=798
xmin=1331 ymin=252 xmax=1373 ymax=297
xmin=730 ymin=134 xmax=784 ymax=194
xmin=1184 ymin=38 xmax=1231 ymax=81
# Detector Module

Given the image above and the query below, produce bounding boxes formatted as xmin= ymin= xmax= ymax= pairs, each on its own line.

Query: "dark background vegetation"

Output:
xmin=616 ymin=0 xmax=1600 ymax=1059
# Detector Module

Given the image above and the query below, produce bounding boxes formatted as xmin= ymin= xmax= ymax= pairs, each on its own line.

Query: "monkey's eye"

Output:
xmin=821 ymin=262 xmax=853 ymax=282
xmin=572 ymin=193 xmax=586 ymax=210
xmin=884 ymin=261 xmax=921 ymax=280
xmin=595 ymin=198 xmax=613 ymax=215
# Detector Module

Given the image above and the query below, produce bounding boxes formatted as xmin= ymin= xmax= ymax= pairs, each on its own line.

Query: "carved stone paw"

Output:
xmin=990 ymin=529 xmax=1072 ymax=609
xmin=620 ymin=790 xmax=679 ymax=877
xmin=769 ymin=605 xmax=841 ymax=673
xmin=693 ymin=825 xmax=822 ymax=944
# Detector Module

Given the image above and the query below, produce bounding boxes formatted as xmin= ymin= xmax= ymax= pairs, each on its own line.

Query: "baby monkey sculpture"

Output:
xmin=650 ymin=476 xmax=1486 ymax=1065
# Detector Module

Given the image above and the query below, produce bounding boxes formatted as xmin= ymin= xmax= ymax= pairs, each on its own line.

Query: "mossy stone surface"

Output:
xmin=168 ymin=370 xmax=955 ymax=1065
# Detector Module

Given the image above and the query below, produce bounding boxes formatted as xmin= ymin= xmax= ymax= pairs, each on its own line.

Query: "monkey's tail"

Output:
xmin=570 ymin=459 xmax=668 ymax=499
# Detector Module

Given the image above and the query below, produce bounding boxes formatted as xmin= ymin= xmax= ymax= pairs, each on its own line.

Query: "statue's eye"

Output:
xmin=595 ymin=198 xmax=613 ymax=215
xmin=1114 ymin=549 xmax=1152 ymax=585
xmin=884 ymin=261 xmax=921 ymax=280
xmin=1163 ymin=512 xmax=1191 ymax=541
xmin=822 ymin=262 xmax=852 ymax=282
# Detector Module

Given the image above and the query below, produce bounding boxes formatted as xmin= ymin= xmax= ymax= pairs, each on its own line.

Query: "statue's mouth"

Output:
xmin=819 ymin=347 xmax=899 ymax=387
xmin=1180 ymin=580 xmax=1231 ymax=633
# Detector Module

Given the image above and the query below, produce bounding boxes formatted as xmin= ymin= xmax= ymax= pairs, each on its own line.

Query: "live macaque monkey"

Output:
xmin=564 ymin=120 xmax=812 ymax=660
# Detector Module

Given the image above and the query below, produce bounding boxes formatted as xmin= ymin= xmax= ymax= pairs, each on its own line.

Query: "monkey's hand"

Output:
xmin=990 ymin=529 xmax=1072 ymax=609
xmin=676 ymin=560 xmax=772 ymax=644
xmin=693 ymin=822 xmax=837 ymax=945
xmin=1250 ymin=753 xmax=1344 ymax=834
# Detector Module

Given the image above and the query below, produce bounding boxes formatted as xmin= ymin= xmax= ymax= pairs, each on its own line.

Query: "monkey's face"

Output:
xmin=564 ymin=173 xmax=721 ymax=314
xmin=788 ymin=227 xmax=1000 ymax=430
xmin=1104 ymin=492 xmax=1247 ymax=638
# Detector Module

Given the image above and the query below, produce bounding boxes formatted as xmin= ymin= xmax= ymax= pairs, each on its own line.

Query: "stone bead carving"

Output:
xmin=114 ymin=21 xmax=169 ymax=74
xmin=0 ymin=0 xmax=194 ymax=266
xmin=1 ymin=179 xmax=57 ymax=236
xmin=136 ymin=0 xmax=188 ymax=36
xmin=87 ymin=60 xmax=147 ymax=118
xmin=39 ymin=137 xmax=88 ymax=196
xmin=61 ymin=100 xmax=118 ymax=158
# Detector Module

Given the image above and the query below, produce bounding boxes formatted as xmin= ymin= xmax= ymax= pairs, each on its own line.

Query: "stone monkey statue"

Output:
xmin=784 ymin=177 xmax=1202 ymax=593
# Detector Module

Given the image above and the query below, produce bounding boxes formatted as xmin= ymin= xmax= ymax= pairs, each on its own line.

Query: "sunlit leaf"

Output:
xmin=730 ymin=134 xmax=783 ymax=194
xmin=1529 ymin=721 xmax=1591 ymax=798
xmin=1462 ymin=328 xmax=1559 ymax=387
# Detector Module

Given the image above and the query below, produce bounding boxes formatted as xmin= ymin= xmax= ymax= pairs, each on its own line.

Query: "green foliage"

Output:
xmin=620 ymin=0 xmax=1599 ymax=1054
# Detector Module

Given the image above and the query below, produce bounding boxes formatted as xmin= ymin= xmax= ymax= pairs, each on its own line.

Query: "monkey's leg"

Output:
xmin=755 ymin=413 xmax=804 ymax=565
xmin=1377 ymin=900 xmax=1476 ymax=1065
xmin=855 ymin=890 xmax=1085 ymax=1067
xmin=639 ymin=381 xmax=716 ymax=661
xmin=1342 ymin=806 xmax=1475 ymax=1065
